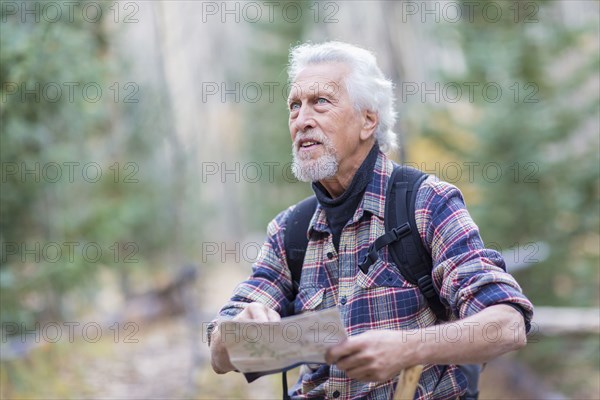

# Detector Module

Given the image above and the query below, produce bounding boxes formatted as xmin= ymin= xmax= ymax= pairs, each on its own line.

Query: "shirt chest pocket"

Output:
xmin=355 ymin=258 xmax=415 ymax=289
xmin=294 ymin=286 xmax=325 ymax=314
xmin=353 ymin=258 xmax=426 ymax=324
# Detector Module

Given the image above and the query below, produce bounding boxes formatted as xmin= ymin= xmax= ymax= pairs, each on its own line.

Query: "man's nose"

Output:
xmin=294 ymin=105 xmax=316 ymax=132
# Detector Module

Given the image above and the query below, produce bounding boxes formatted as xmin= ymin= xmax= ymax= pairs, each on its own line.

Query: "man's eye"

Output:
xmin=289 ymin=102 xmax=300 ymax=111
xmin=316 ymin=98 xmax=329 ymax=104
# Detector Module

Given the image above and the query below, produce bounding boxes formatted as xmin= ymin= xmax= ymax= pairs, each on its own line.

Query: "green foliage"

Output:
xmin=408 ymin=2 xmax=599 ymax=395
xmin=0 ymin=2 xmax=175 ymax=327
xmin=413 ymin=0 xmax=599 ymax=308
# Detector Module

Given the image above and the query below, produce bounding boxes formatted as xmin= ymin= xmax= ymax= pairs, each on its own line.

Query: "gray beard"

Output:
xmin=291 ymin=151 xmax=338 ymax=182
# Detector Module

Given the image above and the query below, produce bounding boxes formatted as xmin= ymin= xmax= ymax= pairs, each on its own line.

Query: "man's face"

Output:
xmin=288 ymin=63 xmax=370 ymax=183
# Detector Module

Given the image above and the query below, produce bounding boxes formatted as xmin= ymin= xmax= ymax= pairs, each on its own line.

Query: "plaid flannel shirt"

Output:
xmin=212 ymin=150 xmax=534 ymax=399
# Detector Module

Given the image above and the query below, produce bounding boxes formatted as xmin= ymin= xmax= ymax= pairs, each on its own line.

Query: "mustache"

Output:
xmin=293 ymin=130 xmax=329 ymax=148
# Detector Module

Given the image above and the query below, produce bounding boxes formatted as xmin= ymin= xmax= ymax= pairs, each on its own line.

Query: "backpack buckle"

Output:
xmin=390 ymin=222 xmax=411 ymax=240
xmin=359 ymin=244 xmax=379 ymax=273
xmin=359 ymin=254 xmax=377 ymax=274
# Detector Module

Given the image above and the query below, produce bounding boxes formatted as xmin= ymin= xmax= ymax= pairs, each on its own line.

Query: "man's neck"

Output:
xmin=318 ymin=141 xmax=376 ymax=198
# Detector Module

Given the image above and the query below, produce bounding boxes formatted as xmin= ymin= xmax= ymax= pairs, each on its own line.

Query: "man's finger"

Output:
xmin=246 ymin=303 xmax=271 ymax=322
xmin=235 ymin=302 xmax=281 ymax=323
xmin=234 ymin=303 xmax=266 ymax=322
xmin=326 ymin=337 xmax=364 ymax=364
xmin=266 ymin=307 xmax=281 ymax=322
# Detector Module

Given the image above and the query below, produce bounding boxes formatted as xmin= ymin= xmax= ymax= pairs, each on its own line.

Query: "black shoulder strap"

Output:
xmin=284 ymin=167 xmax=446 ymax=320
xmin=385 ymin=164 xmax=448 ymax=320
xmin=284 ymin=195 xmax=318 ymax=295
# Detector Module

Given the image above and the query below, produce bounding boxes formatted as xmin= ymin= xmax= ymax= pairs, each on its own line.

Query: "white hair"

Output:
xmin=288 ymin=41 xmax=398 ymax=153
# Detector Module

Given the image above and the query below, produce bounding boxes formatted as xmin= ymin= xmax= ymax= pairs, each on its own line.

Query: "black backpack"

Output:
xmin=282 ymin=164 xmax=480 ymax=400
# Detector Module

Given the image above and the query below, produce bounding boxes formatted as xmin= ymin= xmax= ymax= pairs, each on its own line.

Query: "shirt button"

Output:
xmin=327 ymin=252 xmax=334 ymax=259
xmin=332 ymin=390 xmax=341 ymax=398
xmin=340 ymin=297 xmax=347 ymax=305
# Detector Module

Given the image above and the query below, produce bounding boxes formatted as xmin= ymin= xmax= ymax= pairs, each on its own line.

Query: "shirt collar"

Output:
xmin=308 ymin=149 xmax=393 ymax=236
xmin=356 ymin=149 xmax=393 ymax=221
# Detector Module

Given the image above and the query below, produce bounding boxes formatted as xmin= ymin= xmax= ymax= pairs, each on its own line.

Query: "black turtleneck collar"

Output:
xmin=312 ymin=142 xmax=379 ymax=251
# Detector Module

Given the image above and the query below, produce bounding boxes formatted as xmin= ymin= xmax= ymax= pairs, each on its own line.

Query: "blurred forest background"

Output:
xmin=1 ymin=1 xmax=599 ymax=399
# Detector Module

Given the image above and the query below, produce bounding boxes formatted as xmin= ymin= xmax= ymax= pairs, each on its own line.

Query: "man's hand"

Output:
xmin=325 ymin=305 xmax=526 ymax=382
xmin=210 ymin=302 xmax=280 ymax=374
xmin=325 ymin=330 xmax=416 ymax=383
xmin=233 ymin=302 xmax=281 ymax=323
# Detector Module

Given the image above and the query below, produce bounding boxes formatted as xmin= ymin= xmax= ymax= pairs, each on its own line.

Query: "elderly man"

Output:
xmin=208 ymin=41 xmax=533 ymax=399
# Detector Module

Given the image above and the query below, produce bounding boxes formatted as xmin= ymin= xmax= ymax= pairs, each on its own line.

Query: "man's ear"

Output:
xmin=359 ymin=110 xmax=378 ymax=141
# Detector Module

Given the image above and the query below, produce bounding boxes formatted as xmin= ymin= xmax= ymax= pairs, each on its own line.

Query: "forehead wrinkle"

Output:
xmin=289 ymin=79 xmax=345 ymax=103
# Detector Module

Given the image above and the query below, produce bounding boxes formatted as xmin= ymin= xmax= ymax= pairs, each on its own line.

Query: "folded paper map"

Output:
xmin=220 ymin=307 xmax=348 ymax=373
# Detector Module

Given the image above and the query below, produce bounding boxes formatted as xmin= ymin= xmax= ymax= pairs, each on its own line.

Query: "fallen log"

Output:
xmin=532 ymin=306 xmax=600 ymax=336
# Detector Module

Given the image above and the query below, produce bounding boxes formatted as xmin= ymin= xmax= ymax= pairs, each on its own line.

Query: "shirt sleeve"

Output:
xmin=206 ymin=208 xmax=296 ymax=382
xmin=415 ymin=176 xmax=534 ymax=331
xmin=211 ymin=206 xmax=295 ymax=320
